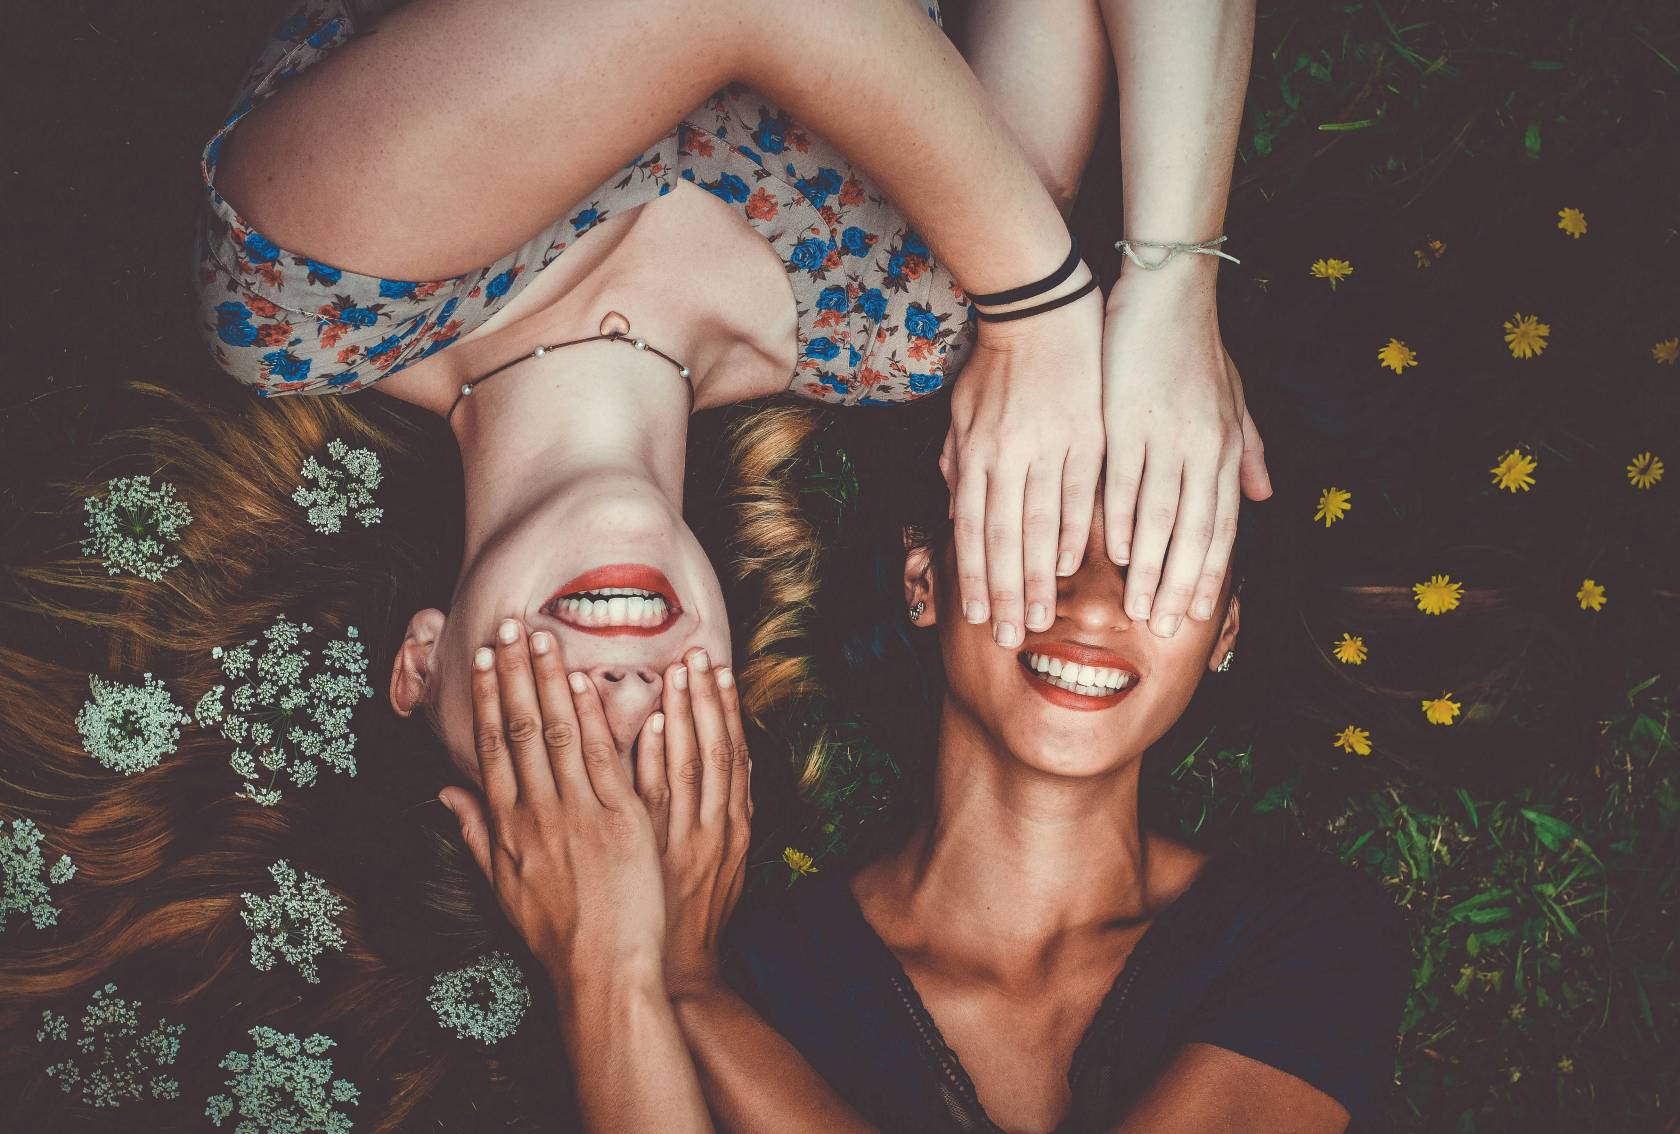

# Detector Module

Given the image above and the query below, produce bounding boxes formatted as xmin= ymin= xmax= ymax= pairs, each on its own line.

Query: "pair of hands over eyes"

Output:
xmin=437 ymin=621 xmax=748 ymax=1004
xmin=942 ymin=281 xmax=1272 ymax=645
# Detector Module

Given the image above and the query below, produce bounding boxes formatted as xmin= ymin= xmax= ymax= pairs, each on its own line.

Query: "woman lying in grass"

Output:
xmin=198 ymin=0 xmax=1271 ymax=776
xmin=445 ymin=485 xmax=1411 ymax=1133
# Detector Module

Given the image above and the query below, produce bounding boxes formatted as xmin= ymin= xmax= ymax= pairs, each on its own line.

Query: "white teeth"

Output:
xmin=1021 ymin=652 xmax=1137 ymax=697
xmin=557 ymin=591 xmax=671 ymax=627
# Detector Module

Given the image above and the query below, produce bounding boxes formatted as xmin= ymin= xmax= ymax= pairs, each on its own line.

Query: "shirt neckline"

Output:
xmin=825 ymin=845 xmax=1245 ymax=1132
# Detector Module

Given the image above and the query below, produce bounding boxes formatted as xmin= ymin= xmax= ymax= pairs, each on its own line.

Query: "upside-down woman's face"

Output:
xmin=391 ymin=473 xmax=732 ymax=778
xmin=911 ymin=503 xmax=1239 ymax=779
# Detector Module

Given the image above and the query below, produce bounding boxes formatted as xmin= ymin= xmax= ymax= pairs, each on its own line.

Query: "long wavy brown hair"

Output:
xmin=0 ymin=381 xmax=821 ymax=1131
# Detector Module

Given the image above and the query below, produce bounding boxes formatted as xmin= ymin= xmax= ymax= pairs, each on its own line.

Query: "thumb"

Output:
xmin=438 ymin=788 xmax=493 ymax=881
xmin=1237 ymin=406 xmax=1273 ymax=501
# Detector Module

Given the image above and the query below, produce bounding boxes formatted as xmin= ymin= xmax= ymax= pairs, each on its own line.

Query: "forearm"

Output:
xmin=672 ymin=983 xmax=879 ymax=1134
xmin=1099 ymin=0 xmax=1255 ymax=299
xmin=958 ymin=0 xmax=1111 ymax=214
xmin=559 ymin=968 xmax=713 ymax=1134
xmin=737 ymin=0 xmax=1072 ymax=293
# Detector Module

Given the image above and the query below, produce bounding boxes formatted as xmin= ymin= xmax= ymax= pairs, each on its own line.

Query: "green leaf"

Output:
xmin=1523 ymin=121 xmax=1542 ymax=159
xmin=1526 ymin=59 xmax=1563 ymax=70
xmin=1520 ymin=807 xmax=1577 ymax=852
xmin=1317 ymin=118 xmax=1380 ymax=132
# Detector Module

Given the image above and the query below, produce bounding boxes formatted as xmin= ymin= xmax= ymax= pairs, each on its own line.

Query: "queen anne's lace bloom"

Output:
xmin=36 ymin=983 xmax=183 ymax=1107
xmin=241 ymin=859 xmax=347 ymax=984
xmin=1 ymin=815 xmax=76 ymax=931
xmin=76 ymin=673 xmax=192 ymax=776
xmin=292 ymin=439 xmax=384 ymax=534
xmin=194 ymin=617 xmax=373 ymax=806
xmin=81 ymin=475 xmax=193 ymax=581
xmin=205 ymin=1026 xmax=359 ymax=1134
xmin=427 ymin=950 xmax=532 ymax=1044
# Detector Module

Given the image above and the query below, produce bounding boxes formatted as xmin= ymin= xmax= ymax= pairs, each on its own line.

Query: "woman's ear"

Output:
xmin=390 ymin=608 xmax=447 ymax=718
xmin=903 ymin=540 xmax=937 ymax=627
xmin=1205 ymin=584 xmax=1241 ymax=672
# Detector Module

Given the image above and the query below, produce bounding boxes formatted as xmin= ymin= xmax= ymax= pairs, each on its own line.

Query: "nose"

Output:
xmin=1056 ymin=554 xmax=1134 ymax=633
xmin=590 ymin=665 xmax=664 ymax=757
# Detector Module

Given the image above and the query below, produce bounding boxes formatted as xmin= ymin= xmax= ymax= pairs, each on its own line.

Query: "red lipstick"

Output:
xmin=1017 ymin=640 xmax=1142 ymax=713
xmin=542 ymin=564 xmax=681 ymax=638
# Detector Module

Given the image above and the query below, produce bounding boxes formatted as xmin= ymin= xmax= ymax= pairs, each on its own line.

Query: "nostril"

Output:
xmin=601 ymin=669 xmax=625 ymax=684
xmin=637 ymin=669 xmax=660 ymax=685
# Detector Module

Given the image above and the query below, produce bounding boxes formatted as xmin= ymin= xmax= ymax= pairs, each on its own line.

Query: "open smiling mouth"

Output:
xmin=1018 ymin=647 xmax=1141 ymax=711
xmin=542 ymin=564 xmax=682 ymax=638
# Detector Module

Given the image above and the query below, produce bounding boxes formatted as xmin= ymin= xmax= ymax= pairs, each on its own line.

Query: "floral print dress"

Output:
xmin=194 ymin=0 xmax=977 ymax=406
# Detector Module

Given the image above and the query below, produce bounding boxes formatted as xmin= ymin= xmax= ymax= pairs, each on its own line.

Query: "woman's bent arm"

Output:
xmin=218 ymin=0 xmax=1070 ymax=292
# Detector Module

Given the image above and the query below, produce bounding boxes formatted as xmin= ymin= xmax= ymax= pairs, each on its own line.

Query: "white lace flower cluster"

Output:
xmin=427 ymin=950 xmax=532 ymax=1045
xmin=81 ymin=475 xmax=194 ymax=581
xmin=36 ymin=982 xmax=183 ymax=1107
xmin=292 ymin=438 xmax=385 ymax=535
xmin=241 ymin=859 xmax=348 ymax=984
xmin=1 ymin=814 xmax=76 ymax=931
xmin=206 ymin=1026 xmax=360 ymax=1134
xmin=193 ymin=617 xmax=373 ymax=807
xmin=75 ymin=673 xmax=192 ymax=776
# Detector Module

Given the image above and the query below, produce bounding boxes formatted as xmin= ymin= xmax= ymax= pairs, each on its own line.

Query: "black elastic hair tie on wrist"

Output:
xmin=965 ymin=238 xmax=1081 ymax=308
xmin=971 ymin=276 xmax=1100 ymax=323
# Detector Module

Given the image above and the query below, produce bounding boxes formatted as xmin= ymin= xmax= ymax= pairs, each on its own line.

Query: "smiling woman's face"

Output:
xmin=397 ymin=472 xmax=732 ymax=778
xmin=912 ymin=504 xmax=1240 ymax=779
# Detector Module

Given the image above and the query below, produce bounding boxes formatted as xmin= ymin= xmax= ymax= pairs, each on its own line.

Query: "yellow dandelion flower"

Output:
xmin=1314 ymin=486 xmax=1353 ymax=527
xmin=1654 ymin=338 xmax=1679 ymax=365
xmin=1556 ymin=1057 xmax=1575 ymax=1075
xmin=1413 ymin=237 xmax=1447 ymax=268
xmin=1626 ymin=451 xmax=1664 ymax=490
xmin=1333 ymin=725 xmax=1373 ymax=757
xmin=1555 ymin=207 xmax=1587 ymax=239
xmin=1413 ymin=574 xmax=1465 ymax=615
xmin=1490 ymin=448 xmax=1537 ymax=493
xmin=1576 ymin=578 xmax=1606 ymax=612
xmin=1377 ymin=338 xmax=1419 ymax=374
xmin=1502 ymin=312 xmax=1551 ymax=360
xmin=783 ymin=847 xmax=818 ymax=878
xmin=1310 ymin=258 xmax=1355 ymax=289
xmin=1422 ymin=692 xmax=1462 ymax=725
xmin=1332 ymin=633 xmax=1368 ymax=665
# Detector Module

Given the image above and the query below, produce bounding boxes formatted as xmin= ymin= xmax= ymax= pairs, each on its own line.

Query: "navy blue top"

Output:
xmin=722 ymin=842 xmax=1412 ymax=1133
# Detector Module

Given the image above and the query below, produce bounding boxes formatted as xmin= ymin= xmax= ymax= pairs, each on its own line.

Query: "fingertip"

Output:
xmin=567 ymin=671 xmax=589 ymax=694
xmin=716 ymin=666 xmax=735 ymax=690
xmin=670 ymin=663 xmax=689 ymax=691
xmin=473 ymin=647 xmax=493 ymax=672
xmin=649 ymin=711 xmax=666 ymax=734
xmin=529 ymin=630 xmax=554 ymax=656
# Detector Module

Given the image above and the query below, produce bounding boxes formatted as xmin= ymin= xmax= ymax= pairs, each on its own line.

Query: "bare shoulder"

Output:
xmin=1144 ymin=832 xmax=1215 ymax=908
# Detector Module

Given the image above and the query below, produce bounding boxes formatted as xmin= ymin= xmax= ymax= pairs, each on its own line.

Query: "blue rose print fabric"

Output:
xmin=194 ymin=0 xmax=977 ymax=405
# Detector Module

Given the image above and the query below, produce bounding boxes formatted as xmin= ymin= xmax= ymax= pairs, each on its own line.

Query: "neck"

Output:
xmin=889 ymin=703 xmax=1154 ymax=946
xmin=449 ymin=344 xmax=693 ymax=563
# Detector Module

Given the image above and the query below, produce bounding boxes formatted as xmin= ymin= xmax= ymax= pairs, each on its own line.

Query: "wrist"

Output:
xmin=1110 ymin=255 xmax=1219 ymax=313
xmin=553 ymin=950 xmax=665 ymax=1027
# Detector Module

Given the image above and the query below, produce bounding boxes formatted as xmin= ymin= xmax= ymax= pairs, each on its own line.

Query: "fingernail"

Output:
xmin=1129 ymin=595 xmax=1152 ymax=620
xmin=1193 ymin=597 xmax=1214 ymax=620
xmin=716 ymin=667 xmax=735 ymax=688
xmin=1056 ymin=552 xmax=1077 ymax=577
xmin=964 ymin=600 xmax=986 ymax=624
xmin=473 ymin=647 xmax=493 ymax=671
xmin=672 ymin=665 xmax=688 ymax=690
xmin=993 ymin=622 xmax=1020 ymax=647
xmin=568 ymin=671 xmax=588 ymax=693
xmin=1114 ymin=545 xmax=1130 ymax=566
xmin=691 ymin=649 xmax=711 ymax=672
xmin=497 ymin=618 xmax=519 ymax=645
xmin=438 ymin=794 xmax=455 ymax=816
xmin=1157 ymin=613 xmax=1181 ymax=637
xmin=650 ymin=712 xmax=665 ymax=734
xmin=529 ymin=630 xmax=553 ymax=654
xmin=1026 ymin=603 xmax=1047 ymax=630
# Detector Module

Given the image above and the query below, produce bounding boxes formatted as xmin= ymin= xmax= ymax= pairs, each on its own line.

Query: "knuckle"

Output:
xmin=641 ymin=786 xmax=670 ymax=814
xmin=708 ymin=740 xmax=735 ymax=772
xmin=732 ymin=740 xmax=751 ymax=766
xmin=541 ymin=720 xmax=577 ymax=749
xmin=581 ymin=740 xmax=617 ymax=769
xmin=952 ymin=515 xmax=983 ymax=544
xmin=1022 ymin=507 xmax=1058 ymax=532
xmin=1160 ymin=580 xmax=1196 ymax=603
xmin=504 ymin=714 xmax=541 ymax=746
xmin=677 ymin=757 xmax=705 ymax=786
xmin=984 ymin=523 xmax=1016 ymax=550
xmin=474 ymin=725 xmax=508 ymax=760
xmin=1147 ymin=505 xmax=1176 ymax=529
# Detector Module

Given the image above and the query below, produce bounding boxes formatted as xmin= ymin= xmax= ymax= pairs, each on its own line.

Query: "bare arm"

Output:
xmin=1107 ymin=1043 xmax=1350 ymax=1134
xmin=958 ymin=0 xmax=1111 ymax=213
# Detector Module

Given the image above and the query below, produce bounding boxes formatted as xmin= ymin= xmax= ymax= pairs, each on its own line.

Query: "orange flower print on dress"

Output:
xmin=839 ymin=177 xmax=866 ymax=207
xmin=745 ymin=188 xmax=779 ymax=221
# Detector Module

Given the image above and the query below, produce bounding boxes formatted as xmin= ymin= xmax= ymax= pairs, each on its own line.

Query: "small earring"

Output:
xmin=908 ymin=600 xmax=926 ymax=622
xmin=1216 ymin=649 xmax=1235 ymax=673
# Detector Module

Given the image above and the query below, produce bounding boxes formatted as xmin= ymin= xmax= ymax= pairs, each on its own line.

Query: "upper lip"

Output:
xmin=540 ymin=564 xmax=682 ymax=637
xmin=1019 ymin=640 xmax=1143 ymax=679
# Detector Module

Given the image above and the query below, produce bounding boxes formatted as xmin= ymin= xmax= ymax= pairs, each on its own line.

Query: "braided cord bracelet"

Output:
xmin=1113 ymin=234 xmax=1241 ymax=271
